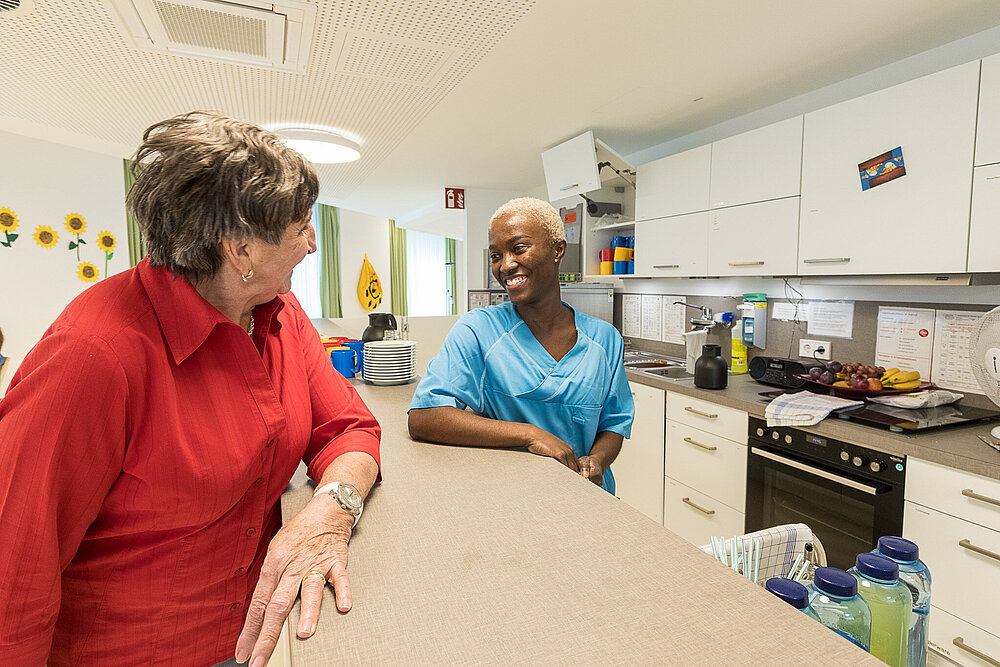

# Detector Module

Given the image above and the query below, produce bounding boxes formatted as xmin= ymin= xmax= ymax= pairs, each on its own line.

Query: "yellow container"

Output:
xmin=731 ymin=323 xmax=748 ymax=374
xmin=600 ymin=261 xmax=614 ymax=275
xmin=613 ymin=246 xmax=634 ymax=261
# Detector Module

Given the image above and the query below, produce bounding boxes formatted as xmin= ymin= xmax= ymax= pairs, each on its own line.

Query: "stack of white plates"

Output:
xmin=362 ymin=340 xmax=417 ymax=385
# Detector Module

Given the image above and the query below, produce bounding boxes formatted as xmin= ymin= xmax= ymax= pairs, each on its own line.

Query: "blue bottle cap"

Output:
xmin=765 ymin=577 xmax=809 ymax=609
xmin=813 ymin=567 xmax=857 ymax=598
xmin=877 ymin=536 xmax=919 ymax=562
xmin=855 ymin=553 xmax=899 ymax=581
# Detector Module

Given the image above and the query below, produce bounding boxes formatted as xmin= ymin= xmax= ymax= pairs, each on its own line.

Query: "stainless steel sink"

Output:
xmin=644 ymin=366 xmax=694 ymax=380
xmin=623 ymin=353 xmax=693 ymax=382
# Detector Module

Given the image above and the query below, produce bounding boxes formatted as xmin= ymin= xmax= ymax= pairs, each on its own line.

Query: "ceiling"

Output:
xmin=4 ymin=0 xmax=1000 ymax=229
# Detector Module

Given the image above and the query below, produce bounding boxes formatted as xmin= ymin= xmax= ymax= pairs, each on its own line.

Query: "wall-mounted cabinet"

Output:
xmin=709 ymin=116 xmax=803 ymax=208
xmin=976 ymin=53 xmax=1000 ymax=167
xmin=967 ymin=162 xmax=1000 ymax=272
xmin=541 ymin=131 xmax=602 ymax=202
xmin=707 ymin=197 xmax=800 ymax=276
xmin=634 ymin=212 xmax=709 ymax=277
xmin=798 ymin=61 xmax=980 ymax=275
xmin=635 ymin=145 xmax=712 ymax=221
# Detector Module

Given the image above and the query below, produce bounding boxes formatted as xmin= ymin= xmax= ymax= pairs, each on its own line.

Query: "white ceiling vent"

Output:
xmin=0 ymin=0 xmax=36 ymax=17
xmin=106 ymin=0 xmax=316 ymax=72
xmin=330 ymin=29 xmax=459 ymax=86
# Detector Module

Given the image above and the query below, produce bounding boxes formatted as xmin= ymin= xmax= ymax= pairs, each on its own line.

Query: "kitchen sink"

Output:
xmin=623 ymin=352 xmax=693 ymax=382
xmin=644 ymin=366 xmax=694 ymax=380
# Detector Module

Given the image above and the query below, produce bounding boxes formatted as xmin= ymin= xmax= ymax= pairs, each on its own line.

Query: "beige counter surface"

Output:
xmin=281 ymin=380 xmax=879 ymax=665
xmin=627 ymin=371 xmax=1000 ymax=481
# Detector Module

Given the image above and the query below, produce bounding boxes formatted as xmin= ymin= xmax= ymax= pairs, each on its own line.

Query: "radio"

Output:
xmin=748 ymin=356 xmax=824 ymax=389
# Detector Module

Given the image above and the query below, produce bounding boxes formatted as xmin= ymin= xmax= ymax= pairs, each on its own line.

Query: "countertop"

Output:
xmin=280 ymin=380 xmax=879 ymax=665
xmin=626 ymin=371 xmax=1000 ymax=482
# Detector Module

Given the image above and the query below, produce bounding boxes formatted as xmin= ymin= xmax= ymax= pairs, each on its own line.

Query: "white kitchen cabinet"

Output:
xmin=665 ymin=421 xmax=747 ymax=512
xmin=927 ymin=605 xmax=1000 ymax=667
xmin=707 ymin=197 xmax=800 ymax=276
xmin=798 ymin=61 xmax=980 ymax=275
xmin=663 ymin=477 xmax=745 ymax=547
xmin=709 ymin=116 xmax=803 ymax=208
xmin=633 ymin=212 xmax=708 ymax=277
xmin=976 ymin=53 xmax=1000 ymax=167
xmin=613 ymin=381 xmax=665 ymax=524
xmin=906 ymin=458 xmax=1000 ymax=532
xmin=541 ymin=131 xmax=602 ymax=202
xmin=967 ymin=163 xmax=1000 ymax=272
xmin=666 ymin=392 xmax=748 ymax=444
xmin=634 ymin=144 xmax=712 ymax=221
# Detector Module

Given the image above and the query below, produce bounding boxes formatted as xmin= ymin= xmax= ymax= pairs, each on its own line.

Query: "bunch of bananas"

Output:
xmin=880 ymin=368 xmax=921 ymax=390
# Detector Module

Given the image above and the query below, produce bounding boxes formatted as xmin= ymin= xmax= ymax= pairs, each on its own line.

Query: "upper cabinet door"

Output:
xmin=976 ymin=54 xmax=1000 ymax=167
xmin=708 ymin=198 xmax=800 ymax=277
xmin=541 ymin=131 xmax=601 ymax=202
xmin=635 ymin=145 xmax=712 ymax=221
xmin=798 ymin=61 xmax=980 ymax=275
xmin=709 ymin=117 xmax=804 ymax=208
xmin=633 ymin=212 xmax=709 ymax=277
xmin=967 ymin=163 xmax=1000 ymax=272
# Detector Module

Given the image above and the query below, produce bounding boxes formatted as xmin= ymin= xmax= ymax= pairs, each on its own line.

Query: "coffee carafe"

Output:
xmin=694 ymin=344 xmax=728 ymax=389
xmin=362 ymin=312 xmax=398 ymax=343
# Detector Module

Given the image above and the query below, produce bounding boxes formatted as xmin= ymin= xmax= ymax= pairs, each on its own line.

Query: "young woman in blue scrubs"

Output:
xmin=407 ymin=197 xmax=634 ymax=493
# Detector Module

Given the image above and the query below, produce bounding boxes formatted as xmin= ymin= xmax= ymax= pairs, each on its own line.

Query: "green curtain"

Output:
xmin=123 ymin=159 xmax=146 ymax=267
xmin=445 ymin=237 xmax=457 ymax=315
xmin=388 ymin=220 xmax=407 ymax=316
xmin=317 ymin=203 xmax=343 ymax=318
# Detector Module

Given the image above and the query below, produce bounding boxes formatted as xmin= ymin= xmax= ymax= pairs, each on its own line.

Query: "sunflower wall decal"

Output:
xmin=76 ymin=261 xmax=99 ymax=283
xmin=0 ymin=207 xmax=20 ymax=247
xmin=65 ymin=212 xmax=87 ymax=260
xmin=33 ymin=225 xmax=59 ymax=248
xmin=95 ymin=230 xmax=116 ymax=279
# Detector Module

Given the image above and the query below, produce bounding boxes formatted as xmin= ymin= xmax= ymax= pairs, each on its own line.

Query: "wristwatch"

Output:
xmin=313 ymin=481 xmax=363 ymax=527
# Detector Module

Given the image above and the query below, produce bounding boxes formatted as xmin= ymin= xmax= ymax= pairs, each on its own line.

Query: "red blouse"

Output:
xmin=0 ymin=259 xmax=381 ymax=666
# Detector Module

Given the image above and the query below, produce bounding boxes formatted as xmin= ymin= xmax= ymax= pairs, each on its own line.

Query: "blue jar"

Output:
xmin=765 ymin=577 xmax=822 ymax=622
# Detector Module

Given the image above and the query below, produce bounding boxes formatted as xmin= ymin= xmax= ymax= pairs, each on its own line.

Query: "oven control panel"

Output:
xmin=750 ymin=418 xmax=905 ymax=484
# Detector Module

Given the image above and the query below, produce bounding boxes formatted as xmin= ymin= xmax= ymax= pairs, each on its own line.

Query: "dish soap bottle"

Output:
xmin=731 ymin=320 xmax=748 ymax=374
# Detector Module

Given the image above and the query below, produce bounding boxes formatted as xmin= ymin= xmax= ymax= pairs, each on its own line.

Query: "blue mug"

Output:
xmin=331 ymin=347 xmax=361 ymax=378
xmin=343 ymin=340 xmax=365 ymax=373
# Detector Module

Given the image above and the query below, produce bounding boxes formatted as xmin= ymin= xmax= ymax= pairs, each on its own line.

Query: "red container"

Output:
xmin=599 ymin=248 xmax=614 ymax=261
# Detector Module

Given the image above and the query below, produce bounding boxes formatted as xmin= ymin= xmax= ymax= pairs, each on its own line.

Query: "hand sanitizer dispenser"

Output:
xmin=738 ymin=294 xmax=767 ymax=349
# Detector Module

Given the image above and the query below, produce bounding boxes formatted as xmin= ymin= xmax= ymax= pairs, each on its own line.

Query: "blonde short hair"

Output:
xmin=489 ymin=197 xmax=565 ymax=244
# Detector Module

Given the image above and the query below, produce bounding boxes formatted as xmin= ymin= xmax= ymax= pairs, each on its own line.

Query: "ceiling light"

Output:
xmin=275 ymin=128 xmax=361 ymax=163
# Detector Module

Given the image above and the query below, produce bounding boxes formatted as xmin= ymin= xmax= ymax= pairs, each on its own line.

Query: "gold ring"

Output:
xmin=302 ymin=570 xmax=326 ymax=584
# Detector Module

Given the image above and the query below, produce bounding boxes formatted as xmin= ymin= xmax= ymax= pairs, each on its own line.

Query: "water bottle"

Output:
xmin=765 ymin=577 xmax=822 ymax=622
xmin=849 ymin=553 xmax=912 ymax=667
xmin=809 ymin=566 xmax=872 ymax=651
xmin=873 ymin=536 xmax=931 ymax=667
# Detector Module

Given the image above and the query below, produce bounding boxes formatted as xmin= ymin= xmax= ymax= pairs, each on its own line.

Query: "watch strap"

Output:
xmin=313 ymin=481 xmax=362 ymax=527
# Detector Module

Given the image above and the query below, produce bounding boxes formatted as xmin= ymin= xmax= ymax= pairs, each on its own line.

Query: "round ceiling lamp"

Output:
xmin=275 ymin=128 xmax=361 ymax=163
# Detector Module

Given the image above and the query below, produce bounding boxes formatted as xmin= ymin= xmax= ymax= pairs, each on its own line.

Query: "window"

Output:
xmin=405 ymin=229 xmax=448 ymax=316
xmin=290 ymin=208 xmax=322 ymax=317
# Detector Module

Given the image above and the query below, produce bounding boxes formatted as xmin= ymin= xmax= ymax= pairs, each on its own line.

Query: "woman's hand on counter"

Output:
xmin=524 ymin=426 xmax=580 ymax=473
xmin=576 ymin=455 xmax=604 ymax=485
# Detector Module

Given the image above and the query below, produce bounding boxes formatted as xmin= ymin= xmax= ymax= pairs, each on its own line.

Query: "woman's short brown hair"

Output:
xmin=127 ymin=111 xmax=319 ymax=283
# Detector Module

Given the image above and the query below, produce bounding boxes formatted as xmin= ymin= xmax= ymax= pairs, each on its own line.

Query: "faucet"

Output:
xmin=674 ymin=301 xmax=715 ymax=329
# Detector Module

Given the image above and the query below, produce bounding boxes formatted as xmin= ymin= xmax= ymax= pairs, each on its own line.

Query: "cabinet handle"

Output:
xmin=684 ymin=406 xmax=718 ymax=419
xmin=959 ymin=538 xmax=1000 ymax=564
xmin=559 ymin=183 xmax=579 ymax=191
xmin=963 ymin=488 xmax=1000 ymax=508
xmin=953 ymin=637 xmax=1000 ymax=666
xmin=681 ymin=497 xmax=716 ymax=516
xmin=803 ymin=257 xmax=851 ymax=264
xmin=652 ymin=264 xmax=680 ymax=269
xmin=683 ymin=436 xmax=718 ymax=452
xmin=728 ymin=261 xmax=765 ymax=267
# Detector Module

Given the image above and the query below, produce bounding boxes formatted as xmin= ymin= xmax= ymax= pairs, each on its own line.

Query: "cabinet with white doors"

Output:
xmin=612 ymin=381 xmax=665 ymax=523
xmin=903 ymin=458 xmax=1000 ymax=666
xmin=634 ymin=144 xmax=712 ymax=221
xmin=707 ymin=197 xmax=800 ymax=276
xmin=633 ymin=212 xmax=708 ymax=277
xmin=966 ymin=162 xmax=1000 ymax=272
xmin=798 ymin=60 xmax=980 ymax=275
xmin=975 ymin=53 xmax=1000 ymax=167
xmin=662 ymin=393 xmax=748 ymax=546
xmin=709 ymin=116 xmax=803 ymax=209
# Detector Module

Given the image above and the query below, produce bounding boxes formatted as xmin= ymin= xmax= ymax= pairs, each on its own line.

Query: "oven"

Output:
xmin=745 ymin=417 xmax=906 ymax=570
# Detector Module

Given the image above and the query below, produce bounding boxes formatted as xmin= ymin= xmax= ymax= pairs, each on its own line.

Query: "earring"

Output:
xmin=241 ymin=269 xmax=254 ymax=283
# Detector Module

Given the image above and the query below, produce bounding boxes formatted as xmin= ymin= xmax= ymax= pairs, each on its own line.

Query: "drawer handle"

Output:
xmin=684 ymin=406 xmax=718 ymax=419
xmin=953 ymin=637 xmax=1000 ymax=666
xmin=803 ymin=257 xmax=851 ymax=264
xmin=683 ymin=436 xmax=718 ymax=452
xmin=959 ymin=538 xmax=1000 ymax=564
xmin=652 ymin=264 xmax=680 ymax=269
xmin=681 ymin=497 xmax=716 ymax=516
xmin=728 ymin=261 xmax=765 ymax=267
xmin=963 ymin=488 xmax=1000 ymax=508
xmin=559 ymin=183 xmax=579 ymax=192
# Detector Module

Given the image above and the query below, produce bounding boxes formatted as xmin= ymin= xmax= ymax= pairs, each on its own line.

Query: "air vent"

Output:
xmin=106 ymin=0 xmax=316 ymax=72
xmin=0 ymin=0 xmax=35 ymax=17
xmin=330 ymin=29 xmax=459 ymax=86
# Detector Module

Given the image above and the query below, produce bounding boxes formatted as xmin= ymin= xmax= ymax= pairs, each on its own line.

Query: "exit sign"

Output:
xmin=445 ymin=187 xmax=465 ymax=209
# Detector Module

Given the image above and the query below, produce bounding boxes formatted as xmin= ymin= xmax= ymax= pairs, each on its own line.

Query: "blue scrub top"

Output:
xmin=409 ymin=302 xmax=635 ymax=493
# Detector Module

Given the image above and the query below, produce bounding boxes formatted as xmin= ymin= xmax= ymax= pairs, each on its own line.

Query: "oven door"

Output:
xmin=745 ymin=445 xmax=904 ymax=570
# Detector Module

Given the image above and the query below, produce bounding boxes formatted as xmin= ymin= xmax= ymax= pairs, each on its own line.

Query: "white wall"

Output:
xmin=464 ymin=188 xmax=524 ymax=292
xmin=338 ymin=209 xmax=393 ymax=319
xmin=0 ymin=130 xmax=128 ymax=395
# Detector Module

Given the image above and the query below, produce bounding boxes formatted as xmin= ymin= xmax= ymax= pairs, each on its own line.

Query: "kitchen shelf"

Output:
xmin=591 ymin=219 xmax=636 ymax=231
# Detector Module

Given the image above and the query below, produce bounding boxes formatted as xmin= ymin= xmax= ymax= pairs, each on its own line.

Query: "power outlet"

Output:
xmin=799 ymin=339 xmax=831 ymax=360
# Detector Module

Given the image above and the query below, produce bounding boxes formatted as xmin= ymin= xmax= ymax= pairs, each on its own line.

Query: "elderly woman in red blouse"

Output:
xmin=0 ymin=112 xmax=381 ymax=667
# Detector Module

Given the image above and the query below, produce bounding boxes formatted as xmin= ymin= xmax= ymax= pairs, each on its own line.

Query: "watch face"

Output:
xmin=337 ymin=483 xmax=362 ymax=511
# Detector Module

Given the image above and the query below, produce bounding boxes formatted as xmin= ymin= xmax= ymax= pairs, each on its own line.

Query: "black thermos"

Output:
xmin=694 ymin=344 xmax=728 ymax=389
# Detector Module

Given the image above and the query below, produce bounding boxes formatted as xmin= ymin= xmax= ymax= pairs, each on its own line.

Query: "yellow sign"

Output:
xmin=357 ymin=253 xmax=383 ymax=311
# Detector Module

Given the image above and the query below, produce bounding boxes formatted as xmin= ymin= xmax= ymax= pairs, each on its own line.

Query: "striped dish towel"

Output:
xmin=699 ymin=523 xmax=825 ymax=583
xmin=764 ymin=391 xmax=864 ymax=427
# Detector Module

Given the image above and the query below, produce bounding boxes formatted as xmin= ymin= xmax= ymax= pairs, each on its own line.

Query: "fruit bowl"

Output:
xmin=795 ymin=375 xmax=935 ymax=399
